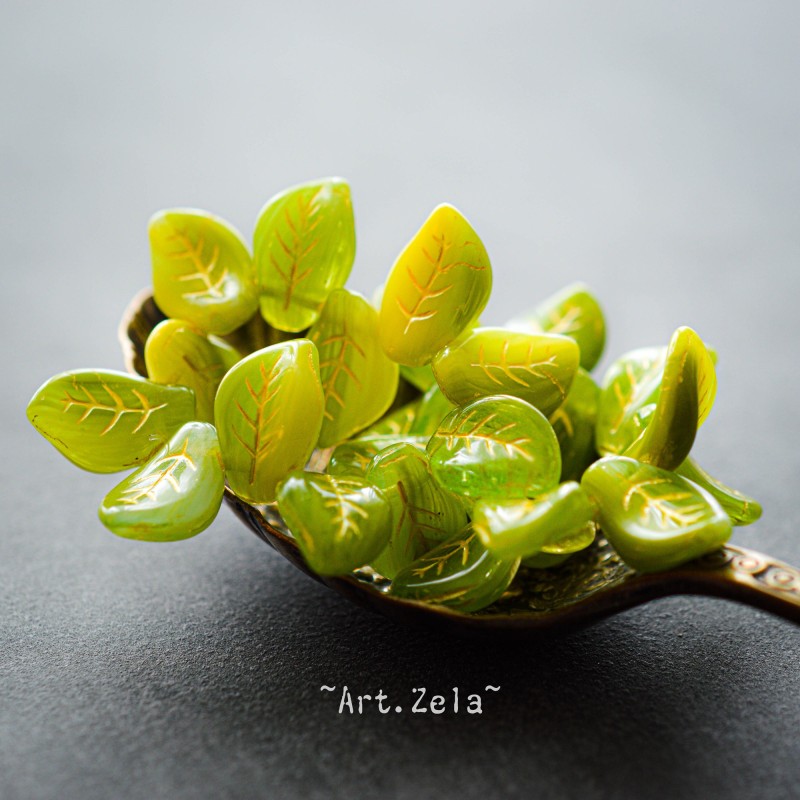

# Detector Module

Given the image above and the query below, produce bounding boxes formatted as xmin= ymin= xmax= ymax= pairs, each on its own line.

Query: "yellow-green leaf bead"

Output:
xmin=98 ymin=422 xmax=224 ymax=541
xmin=399 ymin=363 xmax=437 ymax=393
xmin=581 ymin=456 xmax=732 ymax=573
xmin=549 ymin=368 xmax=599 ymax=481
xmin=361 ymin=402 xmax=419 ymax=438
xmin=144 ymin=319 xmax=241 ymax=423
xmin=389 ymin=526 xmax=520 ymax=613
xmin=150 ymin=209 xmax=258 ymax=336
xmin=473 ymin=482 xmax=596 ymax=561
xmin=27 ymin=369 xmax=196 ymax=473
xmin=254 ymin=178 xmax=355 ymax=332
xmin=277 ymin=472 xmax=392 ymax=576
xmin=521 ymin=551 xmax=574 ymax=569
xmin=215 ymin=340 xmax=323 ymax=504
xmin=366 ymin=443 xmax=468 ymax=579
xmin=379 ymin=204 xmax=492 ymax=367
xmin=432 ymin=327 xmax=579 ymax=416
xmin=308 ymin=288 xmax=399 ymax=447
xmin=327 ymin=434 xmax=429 ymax=478
xmin=408 ymin=383 xmax=456 ymax=437
xmin=427 ymin=396 xmax=562 ymax=502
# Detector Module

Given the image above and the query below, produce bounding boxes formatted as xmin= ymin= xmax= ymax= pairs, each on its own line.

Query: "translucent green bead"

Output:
xmin=360 ymin=402 xmax=419 ymax=438
xmin=473 ymin=482 xmax=596 ymax=560
xmin=308 ymin=288 xmax=399 ymax=447
xmin=27 ymin=369 xmax=195 ymax=473
xmin=327 ymin=434 xmax=429 ymax=478
xmin=521 ymin=550 xmax=575 ymax=569
xmin=277 ymin=472 xmax=392 ymax=576
xmin=549 ymin=368 xmax=599 ymax=481
xmin=215 ymin=340 xmax=323 ymax=503
xmin=432 ymin=327 xmax=579 ymax=416
xmin=389 ymin=526 xmax=520 ymax=613
xmin=408 ymin=383 xmax=456 ymax=437
xmin=581 ymin=456 xmax=732 ymax=572
xmin=254 ymin=178 xmax=355 ymax=332
xmin=366 ymin=443 xmax=468 ymax=579
xmin=427 ymin=395 xmax=562 ymax=502
xmin=144 ymin=319 xmax=241 ymax=423
xmin=379 ymin=204 xmax=492 ymax=367
xmin=150 ymin=209 xmax=258 ymax=336
xmin=399 ymin=363 xmax=437 ymax=392
xmin=98 ymin=422 xmax=224 ymax=541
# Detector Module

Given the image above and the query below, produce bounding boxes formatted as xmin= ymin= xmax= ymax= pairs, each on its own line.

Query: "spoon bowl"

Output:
xmin=121 ymin=290 xmax=800 ymax=637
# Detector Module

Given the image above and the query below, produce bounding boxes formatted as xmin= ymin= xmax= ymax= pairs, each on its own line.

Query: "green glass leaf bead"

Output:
xmin=581 ymin=455 xmax=732 ymax=573
xmin=98 ymin=421 xmax=224 ymax=541
xmin=308 ymin=288 xmax=399 ymax=447
xmin=361 ymin=402 xmax=419 ymax=438
xmin=389 ymin=525 xmax=520 ymax=613
xmin=27 ymin=370 xmax=195 ymax=473
xmin=254 ymin=178 xmax=355 ymax=332
xmin=472 ymin=482 xmax=596 ymax=560
xmin=379 ymin=204 xmax=492 ymax=367
xmin=540 ymin=521 xmax=597 ymax=554
xmin=215 ymin=340 xmax=324 ymax=503
xmin=521 ymin=551 xmax=573 ymax=569
xmin=399 ymin=363 xmax=437 ymax=393
xmin=150 ymin=209 xmax=258 ymax=336
xmin=408 ymin=383 xmax=456 ymax=437
xmin=277 ymin=472 xmax=392 ymax=576
xmin=144 ymin=319 xmax=241 ymax=423
xmin=366 ymin=443 xmax=468 ymax=579
xmin=549 ymin=368 xmax=600 ymax=481
xmin=327 ymin=434 xmax=429 ymax=478
xmin=676 ymin=457 xmax=762 ymax=526
xmin=427 ymin=396 xmax=562 ymax=502
xmin=432 ymin=327 xmax=579 ymax=417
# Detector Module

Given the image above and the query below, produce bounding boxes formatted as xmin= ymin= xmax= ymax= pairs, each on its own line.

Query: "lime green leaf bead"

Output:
xmin=581 ymin=456 xmax=732 ymax=573
xmin=361 ymin=402 xmax=419 ymax=438
xmin=549 ymin=368 xmax=599 ymax=481
xmin=215 ymin=340 xmax=323 ymax=503
xmin=277 ymin=472 xmax=392 ymax=576
xmin=98 ymin=422 xmax=224 ymax=541
xmin=150 ymin=209 xmax=258 ymax=336
xmin=366 ymin=443 xmax=468 ymax=579
xmin=327 ymin=434 xmax=429 ymax=478
xmin=521 ymin=551 xmax=574 ymax=569
xmin=27 ymin=370 xmax=195 ymax=473
xmin=144 ymin=319 xmax=240 ymax=423
xmin=379 ymin=204 xmax=492 ymax=367
xmin=408 ymin=383 xmax=456 ymax=437
xmin=676 ymin=457 xmax=762 ymax=526
xmin=541 ymin=521 xmax=597 ymax=554
xmin=427 ymin=396 xmax=562 ymax=502
xmin=389 ymin=526 xmax=520 ymax=613
xmin=308 ymin=288 xmax=399 ymax=447
xmin=432 ymin=327 xmax=579 ymax=416
xmin=254 ymin=178 xmax=355 ymax=332
xmin=473 ymin=482 xmax=596 ymax=560
xmin=399 ymin=363 xmax=437 ymax=393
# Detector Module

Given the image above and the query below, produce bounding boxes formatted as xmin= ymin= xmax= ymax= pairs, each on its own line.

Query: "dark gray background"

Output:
xmin=2 ymin=2 xmax=799 ymax=798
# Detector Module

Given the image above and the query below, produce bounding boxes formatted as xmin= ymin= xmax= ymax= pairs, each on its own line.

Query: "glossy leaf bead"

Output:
xmin=144 ymin=319 xmax=240 ymax=423
xmin=407 ymin=383 xmax=456 ymax=437
xmin=254 ymin=178 xmax=355 ymax=332
xmin=427 ymin=396 xmax=562 ymax=502
xmin=150 ymin=209 xmax=258 ymax=335
xmin=549 ymin=368 xmax=599 ymax=481
xmin=581 ymin=456 xmax=732 ymax=572
xmin=277 ymin=472 xmax=392 ymax=576
xmin=399 ymin=363 xmax=437 ymax=392
xmin=98 ymin=422 xmax=224 ymax=541
xmin=308 ymin=288 xmax=399 ymax=447
xmin=27 ymin=370 xmax=195 ymax=473
xmin=432 ymin=327 xmax=579 ymax=416
xmin=389 ymin=526 xmax=520 ymax=613
xmin=361 ymin=402 xmax=419 ymax=438
xmin=326 ymin=434 xmax=429 ymax=478
xmin=473 ymin=482 xmax=596 ymax=560
xmin=366 ymin=443 xmax=467 ymax=578
xmin=215 ymin=340 xmax=323 ymax=503
xmin=379 ymin=204 xmax=492 ymax=366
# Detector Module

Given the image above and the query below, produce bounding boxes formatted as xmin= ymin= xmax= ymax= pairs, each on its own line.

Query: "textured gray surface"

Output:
xmin=2 ymin=2 xmax=800 ymax=798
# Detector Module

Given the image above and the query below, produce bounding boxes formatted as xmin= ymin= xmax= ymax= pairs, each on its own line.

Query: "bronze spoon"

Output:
xmin=120 ymin=289 xmax=800 ymax=638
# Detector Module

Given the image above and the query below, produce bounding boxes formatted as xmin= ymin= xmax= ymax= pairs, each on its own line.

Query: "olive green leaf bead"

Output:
xmin=327 ymin=434 xmax=429 ymax=478
xmin=676 ymin=457 xmax=762 ymax=526
xmin=366 ymin=443 xmax=468 ymax=578
xmin=308 ymin=288 xmax=399 ymax=447
xmin=408 ymin=383 xmax=456 ymax=437
xmin=254 ymin=178 xmax=355 ymax=332
xmin=549 ymin=368 xmax=600 ymax=481
xmin=150 ymin=209 xmax=258 ymax=336
xmin=215 ymin=340 xmax=324 ymax=504
xmin=144 ymin=319 xmax=241 ymax=423
xmin=98 ymin=422 xmax=224 ymax=541
xmin=427 ymin=396 xmax=562 ymax=501
xmin=581 ymin=456 xmax=732 ymax=573
xmin=27 ymin=370 xmax=196 ymax=473
xmin=389 ymin=526 xmax=520 ymax=613
xmin=277 ymin=472 xmax=392 ymax=576
xmin=432 ymin=327 xmax=579 ymax=416
xmin=521 ymin=551 xmax=573 ymax=569
xmin=379 ymin=204 xmax=492 ymax=367
xmin=473 ymin=482 xmax=596 ymax=560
